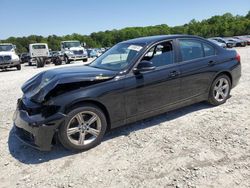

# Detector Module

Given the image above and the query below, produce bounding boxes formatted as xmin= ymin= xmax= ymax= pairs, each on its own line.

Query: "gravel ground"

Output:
xmin=0 ymin=48 xmax=249 ymax=188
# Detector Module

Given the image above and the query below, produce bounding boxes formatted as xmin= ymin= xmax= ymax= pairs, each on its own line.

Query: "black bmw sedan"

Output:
xmin=13 ymin=35 xmax=241 ymax=151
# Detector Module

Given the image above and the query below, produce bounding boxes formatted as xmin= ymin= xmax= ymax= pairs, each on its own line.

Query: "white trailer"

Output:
xmin=29 ymin=43 xmax=49 ymax=68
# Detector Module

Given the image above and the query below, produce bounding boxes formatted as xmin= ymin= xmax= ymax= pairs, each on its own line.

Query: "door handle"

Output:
xmin=169 ymin=71 xmax=180 ymax=77
xmin=208 ymin=60 xmax=216 ymax=66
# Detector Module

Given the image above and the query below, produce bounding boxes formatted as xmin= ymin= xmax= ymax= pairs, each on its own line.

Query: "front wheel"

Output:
xmin=83 ymin=58 xmax=88 ymax=62
xmin=58 ymin=105 xmax=107 ymax=151
xmin=65 ymin=56 xmax=70 ymax=64
xmin=16 ymin=64 xmax=21 ymax=70
xmin=208 ymin=75 xmax=231 ymax=106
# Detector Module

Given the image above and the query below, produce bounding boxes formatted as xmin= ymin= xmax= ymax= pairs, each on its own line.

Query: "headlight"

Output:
xmin=66 ymin=51 xmax=73 ymax=55
xmin=12 ymin=54 xmax=20 ymax=61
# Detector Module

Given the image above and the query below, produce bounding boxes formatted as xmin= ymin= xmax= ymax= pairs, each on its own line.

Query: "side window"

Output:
xmin=142 ymin=41 xmax=174 ymax=67
xmin=179 ymin=39 xmax=203 ymax=61
xmin=203 ymin=43 xmax=215 ymax=57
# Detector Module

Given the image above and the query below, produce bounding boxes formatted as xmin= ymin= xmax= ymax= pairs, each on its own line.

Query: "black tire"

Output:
xmin=36 ymin=58 xmax=45 ymax=68
xmin=65 ymin=56 xmax=70 ymax=64
xmin=28 ymin=61 xmax=32 ymax=66
xmin=54 ymin=58 xmax=62 ymax=66
xmin=58 ymin=104 xmax=107 ymax=152
xmin=208 ymin=74 xmax=231 ymax=106
xmin=16 ymin=64 xmax=21 ymax=70
xmin=83 ymin=58 xmax=88 ymax=62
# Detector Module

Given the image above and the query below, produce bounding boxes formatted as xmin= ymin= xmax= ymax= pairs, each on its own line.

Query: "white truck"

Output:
xmin=0 ymin=43 xmax=21 ymax=70
xmin=29 ymin=43 xmax=49 ymax=68
xmin=61 ymin=40 xmax=88 ymax=64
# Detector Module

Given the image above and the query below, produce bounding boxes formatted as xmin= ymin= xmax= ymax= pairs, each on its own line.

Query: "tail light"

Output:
xmin=236 ymin=53 xmax=241 ymax=63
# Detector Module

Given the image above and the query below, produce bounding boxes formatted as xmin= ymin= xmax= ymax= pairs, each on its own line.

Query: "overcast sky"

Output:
xmin=0 ymin=0 xmax=249 ymax=39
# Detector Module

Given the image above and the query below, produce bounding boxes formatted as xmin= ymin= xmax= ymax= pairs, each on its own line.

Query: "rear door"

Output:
xmin=177 ymin=38 xmax=217 ymax=100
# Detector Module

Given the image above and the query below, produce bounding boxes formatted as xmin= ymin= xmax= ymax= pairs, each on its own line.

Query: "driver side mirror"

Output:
xmin=133 ymin=60 xmax=156 ymax=74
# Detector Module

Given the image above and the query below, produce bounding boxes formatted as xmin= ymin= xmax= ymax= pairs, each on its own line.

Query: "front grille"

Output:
xmin=4 ymin=55 xmax=11 ymax=61
xmin=0 ymin=55 xmax=11 ymax=64
xmin=73 ymin=50 xmax=83 ymax=55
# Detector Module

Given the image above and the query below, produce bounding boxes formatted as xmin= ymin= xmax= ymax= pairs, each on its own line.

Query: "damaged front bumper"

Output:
xmin=13 ymin=98 xmax=66 ymax=151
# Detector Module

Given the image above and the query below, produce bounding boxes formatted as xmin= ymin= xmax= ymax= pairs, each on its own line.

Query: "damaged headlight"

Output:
xmin=41 ymin=105 xmax=60 ymax=118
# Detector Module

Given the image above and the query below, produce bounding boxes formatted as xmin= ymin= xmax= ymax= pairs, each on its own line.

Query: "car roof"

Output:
xmin=122 ymin=35 xmax=204 ymax=44
xmin=30 ymin=43 xmax=48 ymax=45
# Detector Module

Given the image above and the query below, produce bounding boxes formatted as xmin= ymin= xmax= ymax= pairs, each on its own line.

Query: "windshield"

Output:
xmin=32 ymin=45 xmax=46 ymax=49
xmin=63 ymin=41 xmax=81 ymax=48
xmin=0 ymin=45 xmax=13 ymax=52
xmin=89 ymin=43 xmax=145 ymax=71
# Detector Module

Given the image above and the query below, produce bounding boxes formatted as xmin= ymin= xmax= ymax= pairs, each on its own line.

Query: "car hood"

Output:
xmin=69 ymin=47 xmax=84 ymax=51
xmin=22 ymin=65 xmax=117 ymax=103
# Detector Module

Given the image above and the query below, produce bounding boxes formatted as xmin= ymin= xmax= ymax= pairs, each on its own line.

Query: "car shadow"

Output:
xmin=8 ymin=102 xmax=213 ymax=165
xmin=24 ymin=64 xmax=36 ymax=67
xmin=104 ymin=102 xmax=213 ymax=140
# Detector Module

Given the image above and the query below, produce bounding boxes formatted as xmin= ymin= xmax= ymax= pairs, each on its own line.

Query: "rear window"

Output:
xmin=179 ymin=39 xmax=203 ymax=61
xmin=32 ymin=45 xmax=46 ymax=49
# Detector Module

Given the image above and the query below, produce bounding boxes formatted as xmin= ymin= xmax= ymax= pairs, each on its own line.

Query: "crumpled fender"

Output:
xmin=21 ymin=66 xmax=116 ymax=103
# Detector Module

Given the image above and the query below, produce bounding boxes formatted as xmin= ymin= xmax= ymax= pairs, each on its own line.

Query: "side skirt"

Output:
xmin=111 ymin=94 xmax=208 ymax=129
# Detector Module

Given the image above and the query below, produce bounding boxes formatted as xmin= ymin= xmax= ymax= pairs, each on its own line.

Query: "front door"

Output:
xmin=124 ymin=40 xmax=181 ymax=122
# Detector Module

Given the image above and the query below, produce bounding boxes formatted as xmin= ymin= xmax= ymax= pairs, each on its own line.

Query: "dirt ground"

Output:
xmin=0 ymin=48 xmax=249 ymax=188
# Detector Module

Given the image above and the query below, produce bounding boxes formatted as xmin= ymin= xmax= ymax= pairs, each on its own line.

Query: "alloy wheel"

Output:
xmin=213 ymin=78 xmax=230 ymax=102
xmin=66 ymin=111 xmax=101 ymax=146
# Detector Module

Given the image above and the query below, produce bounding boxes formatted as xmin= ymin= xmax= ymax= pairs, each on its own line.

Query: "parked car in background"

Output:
xmin=29 ymin=43 xmax=50 ymax=68
xmin=233 ymin=36 xmax=250 ymax=45
xmin=13 ymin=35 xmax=241 ymax=151
xmin=61 ymin=40 xmax=88 ymax=64
xmin=208 ymin=39 xmax=227 ymax=48
xmin=50 ymin=51 xmax=63 ymax=65
xmin=96 ymin=48 xmax=103 ymax=57
xmin=100 ymin=48 xmax=106 ymax=53
xmin=224 ymin=37 xmax=247 ymax=47
xmin=0 ymin=43 xmax=21 ymax=70
xmin=20 ymin=53 xmax=30 ymax=63
xmin=209 ymin=37 xmax=235 ymax=48
xmin=87 ymin=49 xmax=98 ymax=58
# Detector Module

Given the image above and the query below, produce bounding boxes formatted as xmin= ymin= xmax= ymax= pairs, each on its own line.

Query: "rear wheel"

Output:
xmin=208 ymin=75 xmax=231 ymax=106
xmin=36 ymin=58 xmax=45 ymax=68
xmin=54 ymin=58 xmax=62 ymax=66
xmin=58 ymin=105 xmax=107 ymax=151
xmin=83 ymin=58 xmax=88 ymax=62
